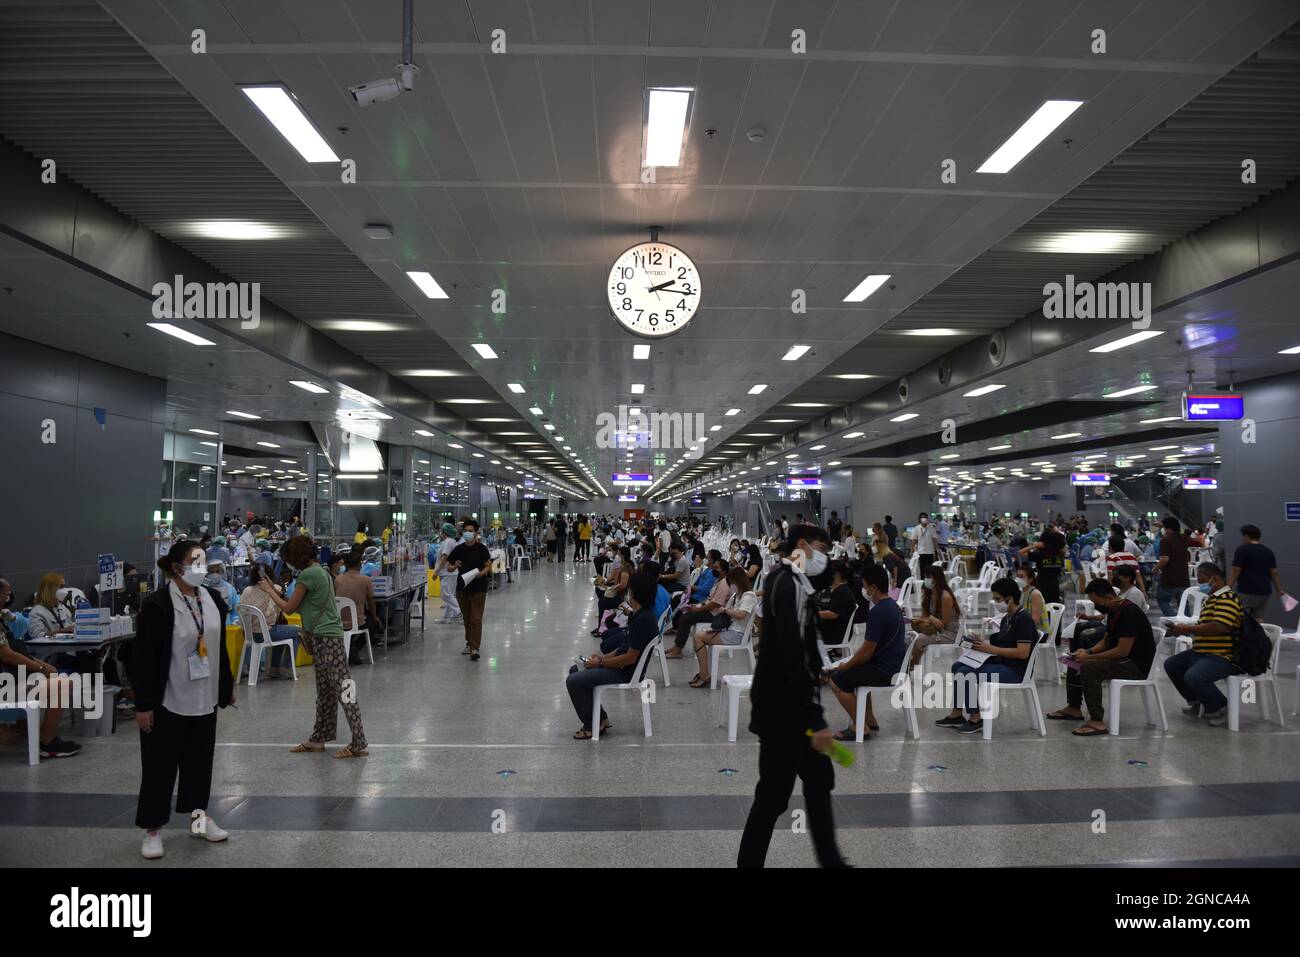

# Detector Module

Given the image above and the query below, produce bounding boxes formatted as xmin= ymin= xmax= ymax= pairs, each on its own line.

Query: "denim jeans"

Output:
xmin=1164 ymin=650 xmax=1238 ymax=713
xmin=951 ymin=661 xmax=1022 ymax=716
xmin=254 ymin=623 xmax=299 ymax=668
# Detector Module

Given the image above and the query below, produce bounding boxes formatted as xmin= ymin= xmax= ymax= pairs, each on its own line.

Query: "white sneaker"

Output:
xmin=190 ymin=812 xmax=229 ymax=842
xmin=141 ymin=830 xmax=164 ymax=859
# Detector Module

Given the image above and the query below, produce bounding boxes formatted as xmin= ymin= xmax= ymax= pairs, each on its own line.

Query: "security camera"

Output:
xmin=349 ymin=77 xmax=401 ymax=107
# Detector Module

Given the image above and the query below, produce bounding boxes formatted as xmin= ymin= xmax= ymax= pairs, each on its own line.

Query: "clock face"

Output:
xmin=606 ymin=241 xmax=702 ymax=338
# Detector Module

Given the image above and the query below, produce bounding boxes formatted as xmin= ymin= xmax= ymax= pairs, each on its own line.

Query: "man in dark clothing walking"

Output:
xmin=738 ymin=525 xmax=847 ymax=868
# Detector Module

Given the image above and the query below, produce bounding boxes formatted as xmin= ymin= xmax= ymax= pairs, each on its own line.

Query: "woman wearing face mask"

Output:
xmin=908 ymin=565 xmax=961 ymax=668
xmin=25 ymin=573 xmax=75 ymax=640
xmin=258 ymin=535 xmax=367 ymax=759
xmin=204 ymin=561 xmax=241 ymax=627
xmin=688 ymin=568 xmax=757 ymax=688
xmin=0 ymin=576 xmax=81 ymax=759
xmin=131 ymin=540 xmax=236 ymax=859
xmin=936 ymin=578 xmax=1037 ymax=734
xmin=1015 ymin=566 xmax=1048 ymax=633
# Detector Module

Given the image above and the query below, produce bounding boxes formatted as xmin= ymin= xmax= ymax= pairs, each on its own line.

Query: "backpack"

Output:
xmin=1232 ymin=611 xmax=1273 ymax=676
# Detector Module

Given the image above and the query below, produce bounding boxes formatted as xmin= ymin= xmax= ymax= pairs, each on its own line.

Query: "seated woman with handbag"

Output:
xmin=590 ymin=546 xmax=631 ymax=636
xmin=907 ymin=565 xmax=962 ymax=668
xmin=687 ymin=568 xmax=756 ymax=688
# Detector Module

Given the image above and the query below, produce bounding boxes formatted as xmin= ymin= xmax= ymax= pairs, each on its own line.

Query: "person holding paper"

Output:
xmin=1228 ymin=525 xmax=1290 ymax=618
xmin=936 ymin=578 xmax=1037 ymax=734
xmin=1163 ymin=563 xmax=1245 ymax=725
xmin=1045 ymin=578 xmax=1155 ymax=736
xmin=448 ymin=517 xmax=492 ymax=661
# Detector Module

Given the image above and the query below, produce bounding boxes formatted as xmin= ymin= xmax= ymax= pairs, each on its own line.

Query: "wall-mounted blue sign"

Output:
xmin=1182 ymin=393 xmax=1244 ymax=421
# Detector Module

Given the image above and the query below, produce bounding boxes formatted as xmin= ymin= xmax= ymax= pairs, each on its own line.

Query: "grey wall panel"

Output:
xmin=0 ymin=330 xmax=165 ymax=601
xmin=1217 ymin=370 xmax=1300 ymax=631
xmin=851 ymin=467 xmax=933 ymax=535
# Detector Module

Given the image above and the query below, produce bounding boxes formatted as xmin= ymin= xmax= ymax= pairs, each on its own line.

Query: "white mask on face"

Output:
xmin=180 ymin=563 xmax=207 ymax=587
xmin=992 ymin=600 xmax=1008 ymax=614
xmin=803 ymin=548 xmax=828 ymax=577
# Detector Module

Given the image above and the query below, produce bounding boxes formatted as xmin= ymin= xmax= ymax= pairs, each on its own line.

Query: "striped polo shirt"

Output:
xmin=1193 ymin=586 xmax=1244 ymax=659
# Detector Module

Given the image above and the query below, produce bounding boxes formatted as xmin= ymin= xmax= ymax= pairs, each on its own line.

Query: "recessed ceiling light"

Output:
xmin=976 ymin=99 xmax=1084 ymax=174
xmin=782 ymin=345 xmax=811 ymax=361
xmin=903 ymin=460 xmax=921 ymax=466
xmin=1149 ymin=445 xmax=1179 ymax=451
xmin=725 ymin=408 xmax=741 ymax=416
xmin=200 ymin=441 xmax=219 ymax=448
xmin=633 ymin=344 xmax=651 ymax=359
xmin=1089 ymin=330 xmax=1164 ymax=353
xmin=289 ymin=380 xmax=329 ymax=395
xmin=225 ymin=410 xmax=261 ymax=420
xmin=890 ymin=413 xmax=918 ymax=422
xmin=405 ymin=271 xmax=451 ymax=300
xmin=147 ymin=323 xmax=216 ymax=347
xmin=1032 ymin=230 xmax=1151 ymax=254
xmin=644 ymin=87 xmax=692 ymax=167
xmin=470 ymin=343 xmax=498 ymax=359
xmin=630 ymin=383 xmax=645 ymax=395
xmin=240 ymin=85 xmax=339 ymax=163
xmin=939 ymin=453 xmax=960 ymax=460
xmin=843 ymin=274 xmax=891 ymax=303
xmin=188 ymin=428 xmax=218 ymax=436
xmin=748 ymin=384 xmax=768 ymax=395
xmin=1051 ymin=432 xmax=1082 ymax=440
xmin=544 ymin=424 xmax=556 ymax=431
xmin=1105 ymin=384 xmax=1158 ymax=398
xmin=1139 ymin=416 xmax=1180 ymax=424
xmin=445 ymin=399 xmax=490 ymax=405
xmin=506 ymin=383 xmax=525 ymax=393
xmin=843 ymin=431 xmax=865 ymax=439
xmin=810 ymin=444 xmax=826 ymax=451
xmin=257 ymin=441 xmax=281 ymax=449
xmin=963 ymin=384 xmax=1006 ymax=397
xmin=987 ymin=444 xmax=1012 ymax=451
xmin=829 ymin=373 xmax=876 ymax=380
xmin=1279 ymin=344 xmax=1300 ymax=355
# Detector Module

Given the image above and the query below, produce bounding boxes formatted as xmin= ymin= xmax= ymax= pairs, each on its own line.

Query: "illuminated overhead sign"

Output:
xmin=1182 ymin=477 xmax=1218 ymax=490
xmin=786 ymin=477 xmax=823 ymax=489
xmin=612 ymin=472 xmax=653 ymax=486
xmin=1070 ymin=472 xmax=1110 ymax=486
xmin=617 ymin=494 xmax=638 ymax=502
xmin=1182 ymin=393 xmax=1243 ymax=421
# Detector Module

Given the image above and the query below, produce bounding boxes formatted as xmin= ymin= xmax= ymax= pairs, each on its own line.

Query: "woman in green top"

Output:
xmin=258 ymin=535 xmax=367 ymax=758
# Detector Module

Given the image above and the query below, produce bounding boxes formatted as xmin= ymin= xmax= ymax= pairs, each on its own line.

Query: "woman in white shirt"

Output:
xmin=25 ymin=573 xmax=74 ymax=639
xmin=130 ymin=540 xmax=236 ymax=860
xmin=688 ymin=568 xmax=756 ymax=688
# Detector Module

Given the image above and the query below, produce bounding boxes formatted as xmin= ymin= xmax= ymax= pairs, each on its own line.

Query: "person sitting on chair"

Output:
xmin=687 ymin=568 xmax=756 ymax=688
xmin=827 ymin=563 xmax=905 ymax=741
xmin=1046 ymin=578 xmax=1155 ymax=736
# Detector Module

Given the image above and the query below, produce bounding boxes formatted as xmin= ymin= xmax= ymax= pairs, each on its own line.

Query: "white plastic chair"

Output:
xmin=1175 ymin=587 xmax=1206 ymax=620
xmin=1106 ymin=626 xmax=1168 ymax=735
xmin=1035 ymin=602 xmax=1066 ymax=684
xmin=511 ymin=544 xmax=532 ymax=572
xmin=592 ymin=635 xmax=660 ymax=740
xmin=977 ymin=562 xmax=998 ymax=589
xmin=1226 ymin=623 xmax=1286 ymax=731
xmin=821 ymin=612 xmax=856 ymax=660
xmin=848 ymin=634 xmax=921 ymax=743
xmin=335 ymin=596 xmax=373 ymax=665
xmin=12 ymin=700 xmax=41 ymax=765
xmin=976 ymin=636 xmax=1047 ymax=739
xmin=896 ymin=577 xmax=919 ymax=614
xmin=719 ymin=674 xmax=753 ymax=742
xmin=651 ymin=607 xmax=672 ymax=687
xmin=709 ymin=603 xmax=758 ymax=689
xmin=236 ymin=604 xmax=298 ymax=686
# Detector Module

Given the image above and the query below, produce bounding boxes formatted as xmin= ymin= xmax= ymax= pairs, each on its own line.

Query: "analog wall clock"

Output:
xmin=606 ymin=239 xmax=702 ymax=338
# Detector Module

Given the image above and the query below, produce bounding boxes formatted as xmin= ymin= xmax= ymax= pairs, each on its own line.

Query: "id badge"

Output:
xmin=188 ymin=652 xmax=211 ymax=681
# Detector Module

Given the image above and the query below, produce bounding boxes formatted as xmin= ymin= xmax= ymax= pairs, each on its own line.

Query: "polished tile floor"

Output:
xmin=3 ymin=560 xmax=1299 ymax=867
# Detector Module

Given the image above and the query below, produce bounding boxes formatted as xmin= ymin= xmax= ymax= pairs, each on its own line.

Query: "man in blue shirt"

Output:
xmin=827 ymin=563 xmax=904 ymax=740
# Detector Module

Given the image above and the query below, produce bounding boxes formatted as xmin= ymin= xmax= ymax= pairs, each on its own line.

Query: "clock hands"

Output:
xmin=646 ymin=279 xmax=676 ymax=293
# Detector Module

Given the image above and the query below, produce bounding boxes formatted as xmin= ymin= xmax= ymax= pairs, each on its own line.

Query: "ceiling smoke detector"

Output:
xmin=746 ymin=127 xmax=766 ymax=142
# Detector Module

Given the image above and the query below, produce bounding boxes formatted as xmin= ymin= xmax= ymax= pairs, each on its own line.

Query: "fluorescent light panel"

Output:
xmin=633 ymin=344 xmax=651 ymax=359
xmin=290 ymin=380 xmax=329 ymax=394
xmin=240 ymin=86 xmax=339 ymax=163
xmin=644 ymin=88 xmax=692 ymax=167
xmin=964 ymin=383 xmax=1006 ymax=397
xmin=147 ymin=323 xmax=215 ymax=347
xmin=1090 ymin=330 xmax=1164 ymax=353
xmin=471 ymin=343 xmax=498 ymax=359
xmin=843 ymin=274 xmax=890 ymax=303
xmin=976 ymin=100 xmax=1084 ymax=174
xmin=1105 ymin=384 xmax=1157 ymax=398
xmin=782 ymin=344 xmax=811 ymax=361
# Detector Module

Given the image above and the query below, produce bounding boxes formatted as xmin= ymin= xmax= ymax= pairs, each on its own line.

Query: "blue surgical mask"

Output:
xmin=1199 ymin=583 xmax=1212 ymax=594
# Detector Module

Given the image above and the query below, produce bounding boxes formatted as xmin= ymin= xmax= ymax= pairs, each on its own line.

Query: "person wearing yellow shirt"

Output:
xmin=381 ymin=520 xmax=395 ymax=547
xmin=576 ymin=515 xmax=593 ymax=563
xmin=353 ymin=522 xmax=369 ymax=545
xmin=1164 ymin=562 xmax=1245 ymax=726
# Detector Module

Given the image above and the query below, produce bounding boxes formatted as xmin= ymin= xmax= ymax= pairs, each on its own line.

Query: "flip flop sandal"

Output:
xmin=689 ymin=676 xmax=710 ymax=688
xmin=832 ymin=728 xmax=858 ymax=741
xmin=290 ymin=743 xmax=325 ymax=753
xmin=573 ymin=729 xmax=593 ymax=740
xmin=1071 ymin=726 xmax=1108 ymax=737
xmin=333 ymin=746 xmax=369 ymax=758
xmin=1047 ymin=710 xmax=1083 ymax=720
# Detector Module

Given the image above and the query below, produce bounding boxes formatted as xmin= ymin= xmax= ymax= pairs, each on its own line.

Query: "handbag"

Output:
xmin=711 ymin=611 xmax=730 ymax=631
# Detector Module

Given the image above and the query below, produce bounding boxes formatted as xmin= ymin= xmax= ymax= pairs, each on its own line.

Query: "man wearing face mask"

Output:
xmin=447 ymin=518 xmax=492 ymax=661
xmin=433 ymin=524 xmax=463 ymax=625
xmin=1163 ymin=563 xmax=1245 ymax=725
xmin=738 ymin=525 xmax=847 ymax=869
xmin=912 ymin=512 xmax=938 ymax=576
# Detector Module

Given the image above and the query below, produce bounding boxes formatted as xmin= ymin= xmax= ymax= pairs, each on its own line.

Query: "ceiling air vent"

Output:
xmin=988 ymin=331 xmax=1006 ymax=368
